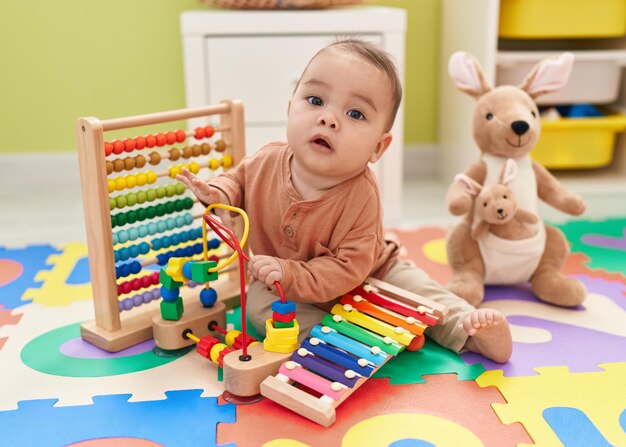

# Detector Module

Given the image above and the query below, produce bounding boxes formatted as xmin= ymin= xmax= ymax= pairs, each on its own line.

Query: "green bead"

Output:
xmin=175 ymin=183 xmax=186 ymax=194
xmin=160 ymin=296 xmax=184 ymax=321
xmin=274 ymin=320 xmax=295 ymax=329
xmin=166 ymin=184 xmax=176 ymax=197
xmin=156 ymin=187 xmax=166 ymax=198
xmin=156 ymin=204 xmax=165 ymax=216
xmin=111 ymin=215 xmax=117 ymax=228
xmin=127 ymin=211 xmax=137 ymax=224
xmin=116 ymin=195 xmax=127 ymax=209
xmin=146 ymin=189 xmax=157 ymax=201
xmin=117 ymin=213 xmax=127 ymax=226
xmin=147 ymin=206 xmax=156 ymax=219
xmin=109 ymin=198 xmax=116 ymax=210
xmin=136 ymin=191 xmax=147 ymax=204
xmin=190 ymin=260 xmax=218 ymax=283
xmin=183 ymin=197 xmax=194 ymax=209
xmin=165 ymin=202 xmax=175 ymax=213
xmin=126 ymin=193 xmax=137 ymax=207
xmin=137 ymin=208 xmax=147 ymax=221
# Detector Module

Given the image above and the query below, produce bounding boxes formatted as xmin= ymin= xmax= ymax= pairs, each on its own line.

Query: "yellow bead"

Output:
xmin=125 ymin=174 xmax=137 ymax=189
xmin=189 ymin=161 xmax=200 ymax=174
xmin=209 ymin=158 xmax=220 ymax=170
xmin=136 ymin=172 xmax=147 ymax=186
xmin=225 ymin=330 xmax=241 ymax=347
xmin=210 ymin=343 xmax=227 ymax=364
xmin=169 ymin=165 xmax=181 ymax=179
xmin=108 ymin=179 xmax=115 ymax=193
xmin=222 ymin=155 xmax=233 ymax=168
xmin=146 ymin=170 xmax=157 ymax=184
xmin=115 ymin=177 xmax=126 ymax=191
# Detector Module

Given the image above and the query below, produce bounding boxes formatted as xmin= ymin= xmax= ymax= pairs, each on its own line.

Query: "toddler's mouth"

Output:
xmin=312 ymin=137 xmax=332 ymax=150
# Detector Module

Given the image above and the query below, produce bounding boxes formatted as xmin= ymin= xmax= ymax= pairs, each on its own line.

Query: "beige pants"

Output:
xmin=246 ymin=260 xmax=474 ymax=353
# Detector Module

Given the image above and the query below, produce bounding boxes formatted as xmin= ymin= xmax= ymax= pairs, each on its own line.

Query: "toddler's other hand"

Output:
xmin=249 ymin=255 xmax=283 ymax=289
xmin=176 ymin=168 xmax=221 ymax=205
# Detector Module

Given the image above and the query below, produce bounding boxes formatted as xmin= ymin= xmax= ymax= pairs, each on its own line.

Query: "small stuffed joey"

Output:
xmin=445 ymin=51 xmax=587 ymax=308
xmin=455 ymin=158 xmax=538 ymax=241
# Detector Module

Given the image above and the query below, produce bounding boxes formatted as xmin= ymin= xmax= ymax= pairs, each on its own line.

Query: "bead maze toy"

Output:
xmin=260 ymin=278 xmax=448 ymax=427
xmin=76 ymin=101 xmax=246 ymax=352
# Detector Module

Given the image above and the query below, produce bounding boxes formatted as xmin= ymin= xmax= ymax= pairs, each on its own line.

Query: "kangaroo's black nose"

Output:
xmin=511 ymin=120 xmax=530 ymax=136
xmin=497 ymin=208 xmax=504 ymax=215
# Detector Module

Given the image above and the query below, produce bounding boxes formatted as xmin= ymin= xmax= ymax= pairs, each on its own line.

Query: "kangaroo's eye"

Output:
xmin=503 ymin=195 xmax=508 ymax=199
xmin=486 ymin=113 xmax=494 ymax=120
xmin=531 ymin=111 xmax=537 ymax=118
xmin=483 ymin=202 xmax=488 ymax=207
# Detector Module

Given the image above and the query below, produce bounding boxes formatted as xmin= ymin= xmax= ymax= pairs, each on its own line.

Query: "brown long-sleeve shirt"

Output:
xmin=209 ymin=142 xmax=399 ymax=304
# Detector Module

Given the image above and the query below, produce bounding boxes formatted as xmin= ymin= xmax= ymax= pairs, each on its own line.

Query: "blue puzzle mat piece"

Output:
xmin=65 ymin=255 xmax=91 ymax=285
xmin=544 ymin=407 xmax=617 ymax=447
xmin=0 ymin=390 xmax=235 ymax=447
xmin=0 ymin=245 xmax=59 ymax=309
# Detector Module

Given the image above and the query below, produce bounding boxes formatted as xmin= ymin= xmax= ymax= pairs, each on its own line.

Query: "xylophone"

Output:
xmin=76 ymin=101 xmax=246 ymax=352
xmin=260 ymin=277 xmax=448 ymax=427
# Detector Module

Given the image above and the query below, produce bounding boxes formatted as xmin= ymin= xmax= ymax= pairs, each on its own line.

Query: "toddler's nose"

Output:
xmin=318 ymin=114 xmax=338 ymax=129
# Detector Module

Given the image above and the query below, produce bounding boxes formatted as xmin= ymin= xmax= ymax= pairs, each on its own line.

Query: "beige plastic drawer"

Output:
xmin=205 ymin=34 xmax=381 ymax=124
xmin=497 ymin=50 xmax=626 ymax=105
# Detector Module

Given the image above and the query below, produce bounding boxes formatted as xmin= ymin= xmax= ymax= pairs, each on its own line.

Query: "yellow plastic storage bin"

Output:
xmin=532 ymin=113 xmax=626 ymax=169
xmin=499 ymin=0 xmax=626 ymax=39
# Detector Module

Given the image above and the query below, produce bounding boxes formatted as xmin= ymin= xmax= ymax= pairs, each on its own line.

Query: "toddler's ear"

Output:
xmin=287 ymin=99 xmax=292 ymax=115
xmin=369 ymin=132 xmax=393 ymax=163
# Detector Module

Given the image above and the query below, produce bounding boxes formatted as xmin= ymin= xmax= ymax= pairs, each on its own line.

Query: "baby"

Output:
xmin=178 ymin=39 xmax=512 ymax=363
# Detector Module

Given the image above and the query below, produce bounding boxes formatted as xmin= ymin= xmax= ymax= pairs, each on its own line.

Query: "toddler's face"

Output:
xmin=287 ymin=48 xmax=393 ymax=183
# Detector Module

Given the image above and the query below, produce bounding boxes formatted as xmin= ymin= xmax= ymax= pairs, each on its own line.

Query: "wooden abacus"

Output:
xmin=259 ymin=277 xmax=448 ymax=427
xmin=76 ymin=100 xmax=246 ymax=352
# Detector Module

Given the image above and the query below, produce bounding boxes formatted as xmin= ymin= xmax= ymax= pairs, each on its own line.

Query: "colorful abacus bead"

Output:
xmin=199 ymin=288 xmax=218 ymax=307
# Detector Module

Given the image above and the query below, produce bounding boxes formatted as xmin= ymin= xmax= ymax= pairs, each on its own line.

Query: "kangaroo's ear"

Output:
xmin=519 ymin=52 xmax=574 ymax=99
xmin=454 ymin=173 xmax=482 ymax=197
xmin=499 ymin=158 xmax=518 ymax=185
xmin=448 ymin=52 xmax=492 ymax=99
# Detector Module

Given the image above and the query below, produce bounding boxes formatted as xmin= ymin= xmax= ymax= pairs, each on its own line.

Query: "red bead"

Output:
xmin=151 ymin=271 xmax=160 ymax=284
xmin=124 ymin=138 xmax=136 ymax=153
xmin=166 ymin=132 xmax=176 ymax=145
xmin=104 ymin=142 xmax=113 ymax=156
xmin=112 ymin=140 xmax=125 ymax=155
xmin=141 ymin=275 xmax=152 ymax=288
xmin=194 ymin=127 xmax=205 ymax=139
xmin=273 ymin=311 xmax=296 ymax=323
xmin=131 ymin=278 xmax=142 ymax=291
xmin=146 ymin=135 xmax=156 ymax=148
xmin=156 ymin=133 xmax=167 ymax=147
xmin=204 ymin=126 xmax=215 ymax=138
xmin=122 ymin=282 xmax=132 ymax=294
xmin=209 ymin=255 xmax=219 ymax=263
xmin=135 ymin=136 xmax=146 ymax=150
xmin=175 ymin=129 xmax=186 ymax=143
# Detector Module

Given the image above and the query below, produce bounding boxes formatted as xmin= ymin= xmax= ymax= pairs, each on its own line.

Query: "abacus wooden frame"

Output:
xmin=76 ymin=100 xmax=246 ymax=352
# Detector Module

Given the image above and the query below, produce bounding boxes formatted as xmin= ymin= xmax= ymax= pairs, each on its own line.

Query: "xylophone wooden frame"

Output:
xmin=76 ymin=100 xmax=246 ymax=353
xmin=258 ymin=276 xmax=448 ymax=427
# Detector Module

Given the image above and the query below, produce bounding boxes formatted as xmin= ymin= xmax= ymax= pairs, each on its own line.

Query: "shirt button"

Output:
xmin=284 ymin=226 xmax=294 ymax=237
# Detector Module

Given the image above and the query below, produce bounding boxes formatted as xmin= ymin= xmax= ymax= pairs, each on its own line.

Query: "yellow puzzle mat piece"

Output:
xmin=477 ymin=363 xmax=626 ymax=447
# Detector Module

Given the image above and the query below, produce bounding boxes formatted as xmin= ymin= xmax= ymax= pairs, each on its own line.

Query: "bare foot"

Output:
xmin=463 ymin=309 xmax=512 ymax=363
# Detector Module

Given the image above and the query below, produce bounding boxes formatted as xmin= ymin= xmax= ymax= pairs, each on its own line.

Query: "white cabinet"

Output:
xmin=181 ymin=7 xmax=407 ymax=224
xmin=438 ymin=0 xmax=626 ymax=200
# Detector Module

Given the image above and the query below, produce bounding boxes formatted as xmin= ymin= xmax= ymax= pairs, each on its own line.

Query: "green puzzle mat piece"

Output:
xmin=555 ymin=217 xmax=626 ymax=276
xmin=373 ymin=338 xmax=485 ymax=384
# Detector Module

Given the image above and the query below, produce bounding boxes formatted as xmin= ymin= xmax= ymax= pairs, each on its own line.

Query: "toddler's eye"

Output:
xmin=347 ymin=109 xmax=364 ymax=120
xmin=307 ymin=96 xmax=323 ymax=106
xmin=486 ymin=113 xmax=494 ymax=120
xmin=483 ymin=202 xmax=488 ymax=207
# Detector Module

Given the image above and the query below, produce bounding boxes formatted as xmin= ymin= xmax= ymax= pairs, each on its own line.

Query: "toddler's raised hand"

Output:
xmin=176 ymin=168 xmax=221 ymax=205
xmin=176 ymin=167 xmax=233 ymax=228
xmin=249 ymin=255 xmax=283 ymax=289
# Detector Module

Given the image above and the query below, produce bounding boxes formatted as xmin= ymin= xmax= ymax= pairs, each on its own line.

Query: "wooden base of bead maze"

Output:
xmin=80 ymin=278 xmax=241 ymax=352
xmin=223 ymin=343 xmax=292 ymax=397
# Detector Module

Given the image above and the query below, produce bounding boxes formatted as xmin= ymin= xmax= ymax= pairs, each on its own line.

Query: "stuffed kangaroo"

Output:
xmin=445 ymin=51 xmax=587 ymax=307
xmin=456 ymin=158 xmax=539 ymax=241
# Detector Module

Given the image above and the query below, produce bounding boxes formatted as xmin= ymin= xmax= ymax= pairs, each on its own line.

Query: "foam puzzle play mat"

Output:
xmin=1 ymin=215 xmax=625 ymax=446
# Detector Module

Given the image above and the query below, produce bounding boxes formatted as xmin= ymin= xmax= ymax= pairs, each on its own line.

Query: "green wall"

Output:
xmin=0 ymin=0 xmax=439 ymax=153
